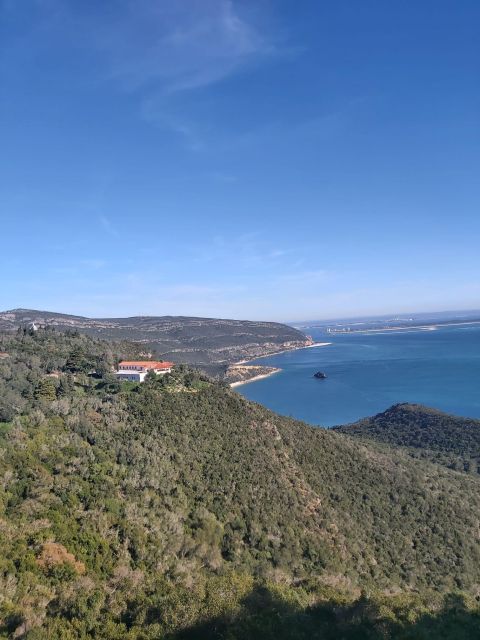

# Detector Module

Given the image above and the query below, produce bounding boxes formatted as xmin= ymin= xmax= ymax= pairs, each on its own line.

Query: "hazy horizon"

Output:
xmin=2 ymin=1 xmax=478 ymax=319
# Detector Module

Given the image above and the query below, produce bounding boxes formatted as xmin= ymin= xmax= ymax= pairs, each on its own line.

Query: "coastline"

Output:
xmin=236 ymin=341 xmax=332 ymax=364
xmin=229 ymin=341 xmax=331 ymax=388
xmin=303 ymin=341 xmax=332 ymax=348
xmin=230 ymin=368 xmax=281 ymax=388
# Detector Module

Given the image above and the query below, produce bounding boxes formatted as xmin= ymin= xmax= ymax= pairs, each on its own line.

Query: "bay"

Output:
xmin=236 ymin=325 xmax=480 ymax=427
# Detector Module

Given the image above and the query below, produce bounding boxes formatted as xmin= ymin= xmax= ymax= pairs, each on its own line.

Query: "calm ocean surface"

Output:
xmin=237 ymin=325 xmax=480 ymax=427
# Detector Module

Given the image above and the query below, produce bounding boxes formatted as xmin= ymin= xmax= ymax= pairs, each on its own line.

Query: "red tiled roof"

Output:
xmin=153 ymin=362 xmax=174 ymax=369
xmin=118 ymin=361 xmax=173 ymax=369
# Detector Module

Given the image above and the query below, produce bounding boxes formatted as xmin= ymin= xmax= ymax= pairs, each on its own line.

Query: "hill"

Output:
xmin=0 ymin=330 xmax=480 ymax=638
xmin=0 ymin=309 xmax=311 ymax=368
xmin=334 ymin=403 xmax=480 ymax=475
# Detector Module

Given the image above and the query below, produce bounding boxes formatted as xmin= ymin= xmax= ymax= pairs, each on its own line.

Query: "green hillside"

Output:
xmin=1 ymin=330 xmax=479 ymax=638
xmin=335 ymin=403 xmax=480 ymax=475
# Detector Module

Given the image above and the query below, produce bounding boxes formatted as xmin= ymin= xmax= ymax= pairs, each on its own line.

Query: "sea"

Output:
xmin=236 ymin=324 xmax=480 ymax=427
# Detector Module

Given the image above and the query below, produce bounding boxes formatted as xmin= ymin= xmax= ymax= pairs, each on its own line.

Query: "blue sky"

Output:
xmin=1 ymin=0 xmax=479 ymax=320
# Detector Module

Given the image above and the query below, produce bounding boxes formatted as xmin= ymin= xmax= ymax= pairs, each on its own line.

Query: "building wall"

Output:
xmin=115 ymin=372 xmax=146 ymax=382
xmin=121 ymin=365 xmax=147 ymax=371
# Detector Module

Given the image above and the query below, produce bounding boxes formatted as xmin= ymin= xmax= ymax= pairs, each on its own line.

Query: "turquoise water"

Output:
xmin=237 ymin=325 xmax=480 ymax=427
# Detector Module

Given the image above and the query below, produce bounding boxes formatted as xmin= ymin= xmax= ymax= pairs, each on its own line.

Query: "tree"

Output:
xmin=145 ymin=369 xmax=157 ymax=384
xmin=57 ymin=374 xmax=74 ymax=398
xmin=65 ymin=348 xmax=84 ymax=373
xmin=35 ymin=378 xmax=57 ymax=402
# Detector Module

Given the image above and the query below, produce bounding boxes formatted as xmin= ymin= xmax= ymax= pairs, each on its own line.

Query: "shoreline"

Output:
xmin=303 ymin=341 xmax=332 ymax=348
xmin=229 ymin=341 xmax=331 ymax=388
xmin=236 ymin=341 xmax=332 ymax=365
xmin=230 ymin=368 xmax=281 ymax=388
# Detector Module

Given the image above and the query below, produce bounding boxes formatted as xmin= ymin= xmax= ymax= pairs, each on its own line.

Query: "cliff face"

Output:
xmin=0 ymin=309 xmax=311 ymax=365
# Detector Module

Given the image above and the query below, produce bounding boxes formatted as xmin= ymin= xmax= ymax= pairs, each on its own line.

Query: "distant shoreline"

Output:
xmin=328 ymin=321 xmax=480 ymax=335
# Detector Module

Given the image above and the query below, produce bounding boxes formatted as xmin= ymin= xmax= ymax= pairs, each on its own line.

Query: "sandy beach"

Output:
xmin=304 ymin=341 xmax=332 ymax=348
xmin=230 ymin=368 xmax=281 ymax=388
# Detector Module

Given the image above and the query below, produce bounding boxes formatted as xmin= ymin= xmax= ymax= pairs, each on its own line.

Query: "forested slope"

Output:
xmin=335 ymin=403 xmax=480 ymax=474
xmin=0 ymin=330 xmax=479 ymax=638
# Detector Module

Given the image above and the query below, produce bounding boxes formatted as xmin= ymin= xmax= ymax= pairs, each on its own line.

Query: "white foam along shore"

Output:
xmin=230 ymin=342 xmax=332 ymax=388
xmin=304 ymin=341 xmax=332 ymax=348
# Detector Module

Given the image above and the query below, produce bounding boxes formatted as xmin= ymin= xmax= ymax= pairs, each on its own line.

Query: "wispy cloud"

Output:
xmin=86 ymin=0 xmax=279 ymax=148
xmin=3 ymin=0 xmax=293 ymax=150
xmin=5 ymin=1 xmax=277 ymax=96
xmin=95 ymin=0 xmax=274 ymax=94
xmin=16 ymin=0 xmax=277 ymax=148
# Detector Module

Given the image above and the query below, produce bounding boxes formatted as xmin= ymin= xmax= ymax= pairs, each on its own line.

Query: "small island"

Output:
xmin=313 ymin=371 xmax=327 ymax=379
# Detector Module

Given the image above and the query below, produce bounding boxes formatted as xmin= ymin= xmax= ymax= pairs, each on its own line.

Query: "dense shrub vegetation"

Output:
xmin=335 ymin=403 xmax=480 ymax=474
xmin=0 ymin=330 xmax=479 ymax=638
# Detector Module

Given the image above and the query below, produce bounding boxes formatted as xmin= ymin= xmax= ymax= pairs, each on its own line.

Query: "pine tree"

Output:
xmin=57 ymin=374 xmax=74 ymax=397
xmin=65 ymin=348 xmax=84 ymax=373
xmin=35 ymin=378 xmax=57 ymax=402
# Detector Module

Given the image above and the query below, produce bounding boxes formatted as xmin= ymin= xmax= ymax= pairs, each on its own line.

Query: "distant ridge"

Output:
xmin=0 ymin=308 xmax=311 ymax=366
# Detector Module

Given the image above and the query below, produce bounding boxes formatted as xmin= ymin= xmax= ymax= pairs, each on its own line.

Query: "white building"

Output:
xmin=115 ymin=370 xmax=148 ymax=382
xmin=115 ymin=360 xmax=174 ymax=383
